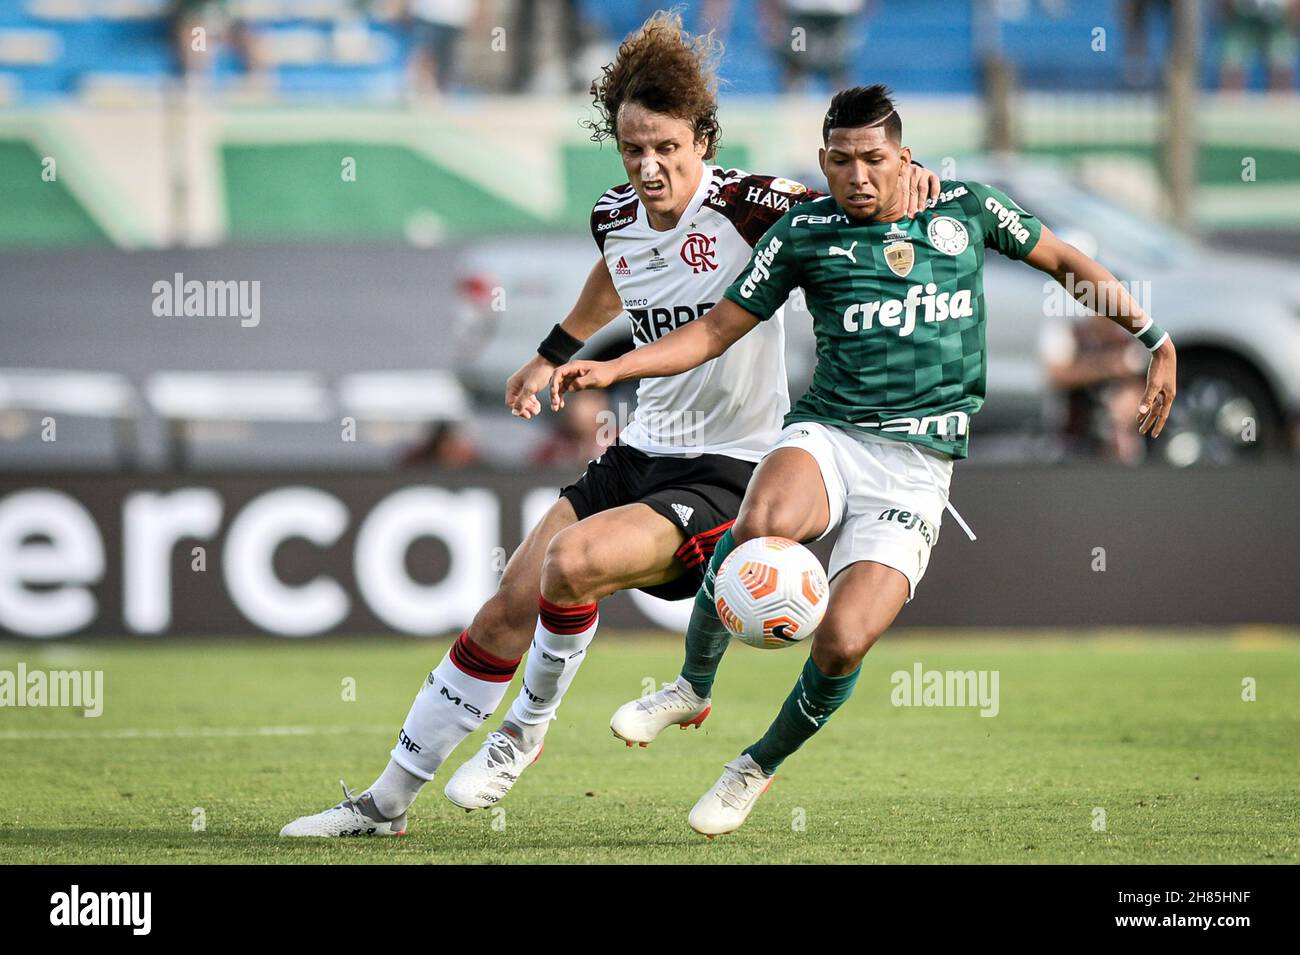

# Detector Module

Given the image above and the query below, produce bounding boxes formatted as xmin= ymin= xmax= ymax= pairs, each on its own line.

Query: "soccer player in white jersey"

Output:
xmin=280 ymin=12 xmax=938 ymax=836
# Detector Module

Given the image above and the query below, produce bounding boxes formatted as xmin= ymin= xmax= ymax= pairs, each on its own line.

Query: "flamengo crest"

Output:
xmin=681 ymin=233 xmax=718 ymax=273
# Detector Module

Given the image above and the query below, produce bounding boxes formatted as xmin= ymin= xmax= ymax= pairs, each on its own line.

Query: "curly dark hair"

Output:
xmin=583 ymin=10 xmax=723 ymax=160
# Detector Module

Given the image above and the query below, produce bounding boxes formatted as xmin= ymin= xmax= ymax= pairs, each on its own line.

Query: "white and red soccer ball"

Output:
xmin=714 ymin=537 xmax=829 ymax=649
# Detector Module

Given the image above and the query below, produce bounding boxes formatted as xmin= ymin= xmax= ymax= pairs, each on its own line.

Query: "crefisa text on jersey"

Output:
xmin=842 ymin=283 xmax=975 ymax=337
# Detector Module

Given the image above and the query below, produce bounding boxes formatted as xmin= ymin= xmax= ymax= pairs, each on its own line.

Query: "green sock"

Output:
xmin=744 ymin=656 xmax=861 ymax=775
xmin=679 ymin=528 xmax=740 ymax=699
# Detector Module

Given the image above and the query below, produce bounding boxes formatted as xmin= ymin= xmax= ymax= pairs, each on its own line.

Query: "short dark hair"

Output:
xmin=822 ymin=85 xmax=901 ymax=145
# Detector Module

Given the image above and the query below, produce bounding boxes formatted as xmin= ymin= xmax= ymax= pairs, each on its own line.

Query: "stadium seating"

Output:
xmin=0 ymin=0 xmax=1263 ymax=101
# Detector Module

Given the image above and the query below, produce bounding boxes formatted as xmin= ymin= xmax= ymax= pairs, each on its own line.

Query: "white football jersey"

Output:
xmin=591 ymin=166 xmax=822 ymax=462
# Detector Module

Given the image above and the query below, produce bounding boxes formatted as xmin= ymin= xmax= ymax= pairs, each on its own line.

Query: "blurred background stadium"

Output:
xmin=0 ymin=0 xmax=1296 ymax=640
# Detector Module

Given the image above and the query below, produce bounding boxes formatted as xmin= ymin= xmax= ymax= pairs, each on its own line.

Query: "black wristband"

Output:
xmin=537 ymin=324 xmax=584 ymax=365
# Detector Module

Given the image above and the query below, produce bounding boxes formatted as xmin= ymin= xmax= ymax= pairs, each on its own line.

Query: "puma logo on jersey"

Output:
xmin=842 ymin=282 xmax=974 ymax=337
xmin=671 ymin=502 xmax=695 ymax=527
xmin=828 ymin=241 xmax=858 ymax=263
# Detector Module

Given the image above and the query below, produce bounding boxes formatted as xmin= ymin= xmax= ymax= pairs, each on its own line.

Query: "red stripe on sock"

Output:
xmin=449 ymin=630 xmax=520 ymax=683
xmin=538 ymin=596 xmax=598 ymax=635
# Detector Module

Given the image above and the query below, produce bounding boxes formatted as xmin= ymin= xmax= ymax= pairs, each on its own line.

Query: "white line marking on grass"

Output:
xmin=0 ymin=725 xmax=392 ymax=741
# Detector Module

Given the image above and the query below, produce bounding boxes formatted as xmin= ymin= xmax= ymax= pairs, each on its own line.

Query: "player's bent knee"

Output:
xmin=734 ymin=501 xmax=802 ymax=543
xmin=540 ymin=529 xmax=600 ymax=602
xmin=812 ymin=617 xmax=881 ymax=674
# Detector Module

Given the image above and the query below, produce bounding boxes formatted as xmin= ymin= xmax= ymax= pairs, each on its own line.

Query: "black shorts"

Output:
xmin=560 ymin=444 xmax=755 ymax=601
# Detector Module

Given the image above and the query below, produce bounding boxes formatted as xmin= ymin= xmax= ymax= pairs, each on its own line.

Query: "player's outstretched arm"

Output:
xmin=1026 ymin=226 xmax=1178 ymax=437
xmin=551 ymin=298 xmax=760 ymax=409
xmin=506 ymin=257 xmax=624 ymax=418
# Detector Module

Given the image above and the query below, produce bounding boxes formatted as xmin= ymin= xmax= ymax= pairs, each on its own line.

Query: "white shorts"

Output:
xmin=766 ymin=421 xmax=954 ymax=599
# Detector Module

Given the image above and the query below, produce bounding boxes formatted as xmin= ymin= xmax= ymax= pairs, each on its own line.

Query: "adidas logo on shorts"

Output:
xmin=671 ymin=503 xmax=695 ymax=528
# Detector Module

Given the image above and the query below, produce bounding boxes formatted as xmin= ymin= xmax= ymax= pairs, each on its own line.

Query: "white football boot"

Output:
xmin=609 ymin=678 xmax=711 ymax=747
xmin=443 ymin=729 xmax=543 ymax=810
xmin=688 ymin=754 xmax=773 ymax=837
xmin=279 ymin=781 xmax=407 ymax=837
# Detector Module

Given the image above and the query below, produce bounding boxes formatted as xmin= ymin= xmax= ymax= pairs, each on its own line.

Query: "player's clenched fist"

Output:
xmin=550 ymin=359 xmax=617 ymax=410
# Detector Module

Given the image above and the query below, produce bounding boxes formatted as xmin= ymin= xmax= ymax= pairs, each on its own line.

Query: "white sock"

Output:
xmin=674 ymin=674 xmax=706 ymax=702
xmin=367 ymin=759 xmax=424 ymax=819
xmin=506 ymin=597 xmax=598 ymax=750
xmin=386 ymin=630 xmax=520 ymax=785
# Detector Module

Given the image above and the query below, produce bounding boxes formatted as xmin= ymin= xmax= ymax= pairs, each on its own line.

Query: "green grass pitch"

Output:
xmin=1 ymin=631 xmax=1296 ymax=864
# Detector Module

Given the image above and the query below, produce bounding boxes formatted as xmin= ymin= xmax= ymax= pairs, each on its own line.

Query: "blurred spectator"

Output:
xmin=407 ymin=0 xmax=481 ymax=95
xmin=1218 ymin=0 xmax=1298 ymax=91
xmin=1121 ymin=0 xmax=1171 ymax=89
xmin=169 ymin=0 xmax=267 ymax=90
xmin=762 ymin=0 xmax=870 ymax=92
xmin=530 ymin=390 xmax=613 ymax=468
xmin=401 ymin=420 xmax=482 ymax=468
xmin=171 ymin=0 xmax=224 ymax=83
xmin=1041 ymin=318 xmax=1149 ymax=464
xmin=506 ymin=0 xmax=589 ymax=93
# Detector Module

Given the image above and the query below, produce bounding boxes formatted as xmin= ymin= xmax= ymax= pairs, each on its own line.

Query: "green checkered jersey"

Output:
xmin=723 ymin=180 xmax=1043 ymax=458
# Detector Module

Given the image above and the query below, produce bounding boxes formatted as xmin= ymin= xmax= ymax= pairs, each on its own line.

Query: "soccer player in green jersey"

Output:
xmin=550 ymin=85 xmax=1179 ymax=836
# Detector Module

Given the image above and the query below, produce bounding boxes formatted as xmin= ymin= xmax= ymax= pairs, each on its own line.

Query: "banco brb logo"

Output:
xmin=681 ymin=233 xmax=718 ymax=273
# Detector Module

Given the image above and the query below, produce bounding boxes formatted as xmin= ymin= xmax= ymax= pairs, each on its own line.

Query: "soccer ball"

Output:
xmin=713 ymin=537 xmax=829 ymax=649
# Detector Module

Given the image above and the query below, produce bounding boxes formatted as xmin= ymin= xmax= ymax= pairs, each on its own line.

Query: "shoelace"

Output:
xmin=638 ymin=683 xmax=690 ymax=714
xmin=484 ymin=731 xmax=519 ymax=768
xmin=338 ymin=779 xmax=360 ymax=807
xmin=717 ymin=765 xmax=762 ymax=810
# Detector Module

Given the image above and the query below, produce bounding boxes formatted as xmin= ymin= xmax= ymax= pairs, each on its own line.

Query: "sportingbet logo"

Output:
xmin=739 ymin=234 xmax=783 ymax=299
xmin=842 ymin=282 xmax=973 ymax=337
xmin=984 ymin=195 xmax=1031 ymax=245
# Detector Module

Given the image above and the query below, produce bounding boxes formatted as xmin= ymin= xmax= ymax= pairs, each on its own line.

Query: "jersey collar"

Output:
xmin=637 ymin=164 xmax=716 ymax=233
xmin=831 ymin=200 xmax=910 ymax=231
